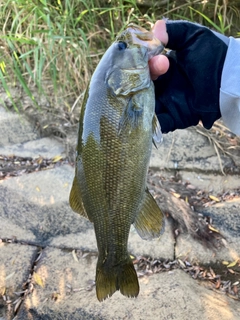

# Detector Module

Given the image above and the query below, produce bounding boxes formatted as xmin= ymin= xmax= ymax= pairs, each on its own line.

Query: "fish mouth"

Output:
xmin=148 ymin=44 xmax=165 ymax=60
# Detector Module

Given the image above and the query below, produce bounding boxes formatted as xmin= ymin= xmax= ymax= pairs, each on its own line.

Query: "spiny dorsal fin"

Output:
xmin=133 ymin=188 xmax=164 ymax=240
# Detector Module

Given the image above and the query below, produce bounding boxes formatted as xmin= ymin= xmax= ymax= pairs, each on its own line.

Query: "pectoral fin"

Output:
xmin=133 ymin=188 xmax=164 ymax=240
xmin=152 ymin=114 xmax=163 ymax=148
xmin=69 ymin=176 xmax=90 ymax=221
xmin=118 ymin=96 xmax=143 ymax=133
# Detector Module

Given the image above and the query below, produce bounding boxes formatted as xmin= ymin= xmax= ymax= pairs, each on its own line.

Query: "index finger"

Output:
xmin=149 ymin=54 xmax=169 ymax=80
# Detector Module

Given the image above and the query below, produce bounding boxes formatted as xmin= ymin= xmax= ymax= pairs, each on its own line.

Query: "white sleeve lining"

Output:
xmin=220 ymin=37 xmax=240 ymax=135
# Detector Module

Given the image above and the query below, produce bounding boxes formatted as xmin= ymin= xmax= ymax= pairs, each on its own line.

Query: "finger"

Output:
xmin=149 ymin=55 xmax=169 ymax=80
xmin=152 ymin=20 xmax=168 ymax=45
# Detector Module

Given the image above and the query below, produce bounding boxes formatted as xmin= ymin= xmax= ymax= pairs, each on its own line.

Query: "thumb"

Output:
xmin=152 ymin=20 xmax=169 ymax=46
xmin=149 ymin=20 xmax=169 ymax=79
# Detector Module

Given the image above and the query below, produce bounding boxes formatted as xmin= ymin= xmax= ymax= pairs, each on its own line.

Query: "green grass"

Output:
xmin=0 ymin=0 xmax=239 ymax=114
xmin=0 ymin=0 xmax=145 ymax=111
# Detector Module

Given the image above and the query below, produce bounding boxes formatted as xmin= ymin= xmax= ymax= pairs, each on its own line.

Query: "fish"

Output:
xmin=69 ymin=24 xmax=165 ymax=301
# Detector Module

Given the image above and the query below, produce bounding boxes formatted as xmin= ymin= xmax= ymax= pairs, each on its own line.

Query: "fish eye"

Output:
xmin=118 ymin=41 xmax=127 ymax=51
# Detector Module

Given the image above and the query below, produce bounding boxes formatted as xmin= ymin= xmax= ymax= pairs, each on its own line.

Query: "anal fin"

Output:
xmin=133 ymin=188 xmax=164 ymax=240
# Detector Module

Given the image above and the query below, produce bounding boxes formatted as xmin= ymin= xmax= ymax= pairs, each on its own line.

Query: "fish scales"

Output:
xmin=69 ymin=24 xmax=165 ymax=301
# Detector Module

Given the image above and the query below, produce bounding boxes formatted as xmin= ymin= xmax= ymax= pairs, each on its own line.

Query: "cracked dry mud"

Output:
xmin=0 ymin=104 xmax=240 ymax=320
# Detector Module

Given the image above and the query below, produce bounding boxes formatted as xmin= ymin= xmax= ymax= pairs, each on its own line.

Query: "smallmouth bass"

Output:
xmin=69 ymin=24 xmax=165 ymax=301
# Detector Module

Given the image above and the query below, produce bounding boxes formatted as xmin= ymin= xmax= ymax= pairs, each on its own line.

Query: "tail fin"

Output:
xmin=96 ymin=257 xmax=139 ymax=302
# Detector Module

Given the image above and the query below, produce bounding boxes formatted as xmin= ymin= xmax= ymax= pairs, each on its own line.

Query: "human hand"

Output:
xmin=149 ymin=20 xmax=169 ymax=80
xmin=149 ymin=20 xmax=228 ymax=133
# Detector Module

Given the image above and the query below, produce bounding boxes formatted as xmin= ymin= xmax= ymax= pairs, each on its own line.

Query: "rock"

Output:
xmin=1 ymin=164 xmax=74 ymax=206
xmin=0 ymin=107 xmax=39 ymax=147
xmin=0 ymin=216 xmax=36 ymax=243
xmin=0 ymin=137 xmax=65 ymax=159
xmin=128 ymin=219 xmax=175 ymax=260
xmin=1 ymin=106 xmax=240 ymax=319
xmin=150 ymin=128 xmax=240 ymax=174
xmin=15 ymin=246 xmax=240 ymax=320
xmin=0 ymin=243 xmax=38 ymax=320
xmin=0 ymin=164 xmax=175 ymax=258
xmin=175 ymin=199 xmax=240 ymax=264
xmin=0 ymin=166 xmax=93 ymax=246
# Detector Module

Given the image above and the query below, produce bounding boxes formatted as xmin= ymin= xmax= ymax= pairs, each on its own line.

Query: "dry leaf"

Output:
xmin=233 ymin=286 xmax=238 ymax=295
xmin=172 ymin=192 xmax=181 ymax=198
xmin=51 ymin=292 xmax=59 ymax=301
xmin=178 ymin=259 xmax=185 ymax=268
xmin=209 ymin=195 xmax=220 ymax=202
xmin=5 ymin=272 xmax=15 ymax=280
xmin=209 ymin=267 xmax=216 ymax=278
xmin=208 ymin=225 xmax=220 ymax=233
xmin=227 ymin=259 xmax=239 ymax=268
xmin=72 ymin=250 xmax=79 ymax=262
xmin=0 ymin=287 xmax=6 ymax=295
xmin=52 ymin=155 xmax=63 ymax=163
xmin=186 ymin=184 xmax=196 ymax=190
xmin=13 ymin=297 xmax=22 ymax=313
xmin=37 ymin=157 xmax=43 ymax=164
xmin=228 ymin=268 xmax=235 ymax=274
xmin=215 ymin=278 xmax=221 ymax=289
xmin=33 ymin=272 xmax=44 ymax=287
xmin=222 ymin=261 xmax=229 ymax=265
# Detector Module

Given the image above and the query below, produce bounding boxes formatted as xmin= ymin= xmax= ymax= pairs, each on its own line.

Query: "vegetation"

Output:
xmin=0 ymin=0 xmax=239 ymax=113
